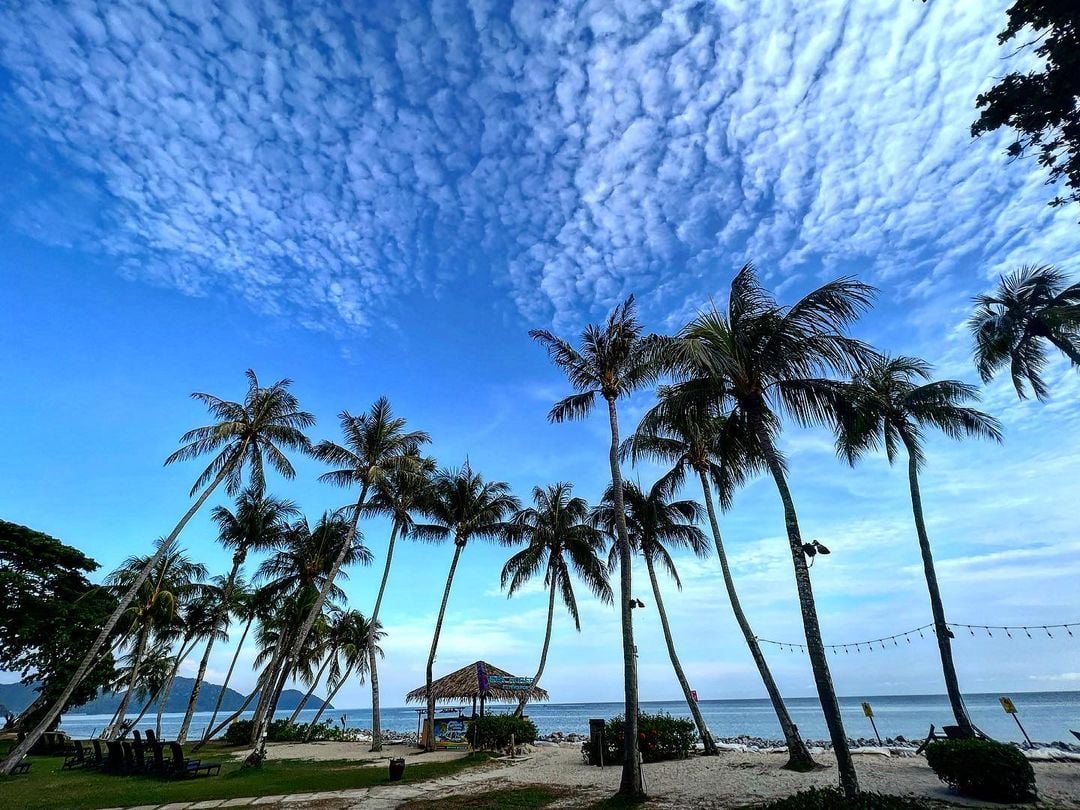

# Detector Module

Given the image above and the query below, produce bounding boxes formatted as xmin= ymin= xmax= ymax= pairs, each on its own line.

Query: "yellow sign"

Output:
xmin=1000 ymin=696 xmax=1017 ymax=714
xmin=861 ymin=702 xmax=873 ymax=718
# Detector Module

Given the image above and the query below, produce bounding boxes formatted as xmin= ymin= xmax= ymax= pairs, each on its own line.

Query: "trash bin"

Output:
xmin=389 ymin=757 xmax=406 ymax=781
xmin=588 ymin=718 xmax=606 ymax=767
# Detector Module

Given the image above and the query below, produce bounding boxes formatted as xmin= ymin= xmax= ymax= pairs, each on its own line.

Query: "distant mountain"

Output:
xmin=0 ymin=677 xmax=331 ymax=716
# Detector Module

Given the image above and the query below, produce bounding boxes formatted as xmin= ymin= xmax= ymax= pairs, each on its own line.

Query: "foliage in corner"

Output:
xmin=604 ymin=712 xmax=696 ymax=763
xmin=925 ymin=738 xmax=1037 ymax=803
xmin=224 ymin=718 xmax=351 ymax=745
xmin=468 ymin=714 xmax=538 ymax=750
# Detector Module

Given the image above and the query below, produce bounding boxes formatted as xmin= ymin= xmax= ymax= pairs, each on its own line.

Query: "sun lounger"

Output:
xmin=167 ymin=741 xmax=221 ymax=778
xmin=86 ymin=738 xmax=105 ymax=769
xmin=62 ymin=740 xmax=89 ymax=770
xmin=105 ymin=740 xmax=125 ymax=773
xmin=121 ymin=741 xmax=137 ymax=773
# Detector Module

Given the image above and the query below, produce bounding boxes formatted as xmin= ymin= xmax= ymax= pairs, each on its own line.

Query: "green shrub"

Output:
xmin=925 ymin=738 xmax=1036 ymax=802
xmin=468 ymin=714 xmax=538 ymax=750
xmin=605 ymin=712 xmax=696 ymax=763
xmin=755 ymin=787 xmax=930 ymax=809
xmin=224 ymin=719 xmax=254 ymax=745
xmin=222 ymin=718 xmax=346 ymax=745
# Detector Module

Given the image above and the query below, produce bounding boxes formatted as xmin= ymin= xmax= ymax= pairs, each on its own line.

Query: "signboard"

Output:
xmin=861 ymin=702 xmax=874 ymax=718
xmin=1000 ymin=696 xmax=1017 ymax=715
xmin=691 ymin=690 xmax=699 ymax=703
xmin=432 ymin=717 xmax=470 ymax=750
xmin=487 ymin=675 xmax=534 ymax=691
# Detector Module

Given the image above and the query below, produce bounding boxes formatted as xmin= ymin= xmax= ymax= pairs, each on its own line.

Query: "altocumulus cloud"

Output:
xmin=0 ymin=0 xmax=1076 ymax=331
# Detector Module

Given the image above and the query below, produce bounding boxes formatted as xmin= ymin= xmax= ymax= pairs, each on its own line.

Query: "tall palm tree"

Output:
xmin=1 ymin=370 xmax=314 ymax=773
xmin=593 ymin=480 xmax=718 ymax=756
xmin=287 ymin=614 xmax=338 ymax=724
xmin=104 ymin=541 xmax=207 ymax=739
xmin=365 ymin=452 xmax=437 ymax=751
xmin=502 ymin=483 xmax=612 ymax=718
xmin=271 ymin=398 xmax=428 ymax=744
xmin=837 ymin=355 xmax=1002 ymax=737
xmin=304 ymin=612 xmax=383 ymax=741
xmin=250 ymin=513 xmax=369 ymax=752
xmin=156 ymin=588 xmax=225 ymax=738
xmin=625 ymin=389 xmax=816 ymax=768
xmin=178 ymin=489 xmax=299 ymax=742
xmin=676 ymin=264 xmax=876 ymax=798
xmin=969 ymin=265 xmax=1080 ymax=400
xmin=413 ymin=463 xmax=519 ymax=752
xmin=530 ymin=296 xmax=661 ymax=797
xmin=198 ymin=582 xmax=257 ymax=744
xmin=116 ymin=639 xmax=175 ymax=737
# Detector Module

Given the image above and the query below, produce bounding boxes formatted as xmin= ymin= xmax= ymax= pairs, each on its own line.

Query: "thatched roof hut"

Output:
xmin=405 ymin=660 xmax=549 ymax=706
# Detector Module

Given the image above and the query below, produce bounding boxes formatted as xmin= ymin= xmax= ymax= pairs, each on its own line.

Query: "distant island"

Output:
xmin=0 ymin=678 xmax=332 ymax=717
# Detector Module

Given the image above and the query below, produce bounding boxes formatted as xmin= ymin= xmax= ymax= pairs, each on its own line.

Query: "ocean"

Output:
xmin=58 ymin=691 xmax=1080 ymax=745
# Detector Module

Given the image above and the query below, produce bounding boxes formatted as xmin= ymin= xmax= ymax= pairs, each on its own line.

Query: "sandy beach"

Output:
xmin=247 ymin=741 xmax=1080 ymax=808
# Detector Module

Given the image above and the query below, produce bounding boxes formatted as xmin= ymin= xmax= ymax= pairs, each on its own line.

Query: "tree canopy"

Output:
xmin=972 ymin=1 xmax=1080 ymax=214
xmin=0 ymin=520 xmax=118 ymax=728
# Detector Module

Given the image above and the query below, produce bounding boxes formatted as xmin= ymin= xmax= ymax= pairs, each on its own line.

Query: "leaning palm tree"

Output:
xmin=837 ymin=355 xmax=1002 ymax=737
xmin=304 ymin=612 xmax=383 ymax=741
xmin=502 ymin=483 xmax=612 ymax=718
xmin=365 ymin=451 xmax=437 ymax=751
xmin=1 ymin=370 xmax=314 ymax=773
xmin=530 ymin=296 xmax=661 ymax=797
xmin=593 ymin=480 xmax=718 ymax=755
xmin=626 ymin=389 xmax=817 ymax=768
xmin=413 ymin=463 xmax=519 ymax=752
xmin=271 ymin=398 xmax=428 ymax=745
xmin=198 ymin=581 xmax=257 ymax=744
xmin=156 ymin=588 xmax=225 ymax=738
xmin=178 ymin=489 xmax=299 ymax=742
xmin=117 ymin=640 xmax=175 ymax=737
xmin=104 ymin=541 xmax=208 ymax=739
xmin=969 ymin=265 xmax=1080 ymax=400
xmin=287 ymin=614 xmax=338 ymax=724
xmin=676 ymin=264 xmax=876 ymax=798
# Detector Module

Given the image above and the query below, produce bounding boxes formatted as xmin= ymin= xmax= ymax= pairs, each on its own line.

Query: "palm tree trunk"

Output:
xmin=192 ymin=672 xmax=264 ymax=753
xmin=274 ymin=482 xmax=370 ymax=742
xmin=0 ymin=452 xmax=242 ymax=774
xmin=698 ymin=470 xmax=815 ymax=769
xmin=304 ymin=663 xmax=353 ymax=742
xmin=111 ymin=624 xmax=151 ymax=740
xmin=250 ymin=632 xmax=291 ymax=746
xmin=606 ymin=396 xmax=644 ymax=798
xmin=155 ymin=639 xmax=198 ymax=738
xmin=514 ymin=578 xmax=557 ymax=718
xmin=905 ymin=446 xmax=974 ymax=737
xmin=368 ymin=520 xmax=400 ymax=752
xmin=199 ymin=610 xmax=254 ymax=744
xmin=128 ymin=680 xmax=171 ymax=738
xmin=644 ymin=556 xmax=718 ymax=756
xmin=425 ymin=542 xmax=464 ymax=752
xmin=288 ymin=651 xmax=334 ymax=724
xmin=762 ymin=441 xmax=858 ymax=798
xmin=368 ymin=646 xmax=382 ymax=752
xmin=179 ymin=556 xmax=244 ymax=743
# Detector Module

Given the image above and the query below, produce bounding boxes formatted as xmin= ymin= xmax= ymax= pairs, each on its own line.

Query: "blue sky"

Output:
xmin=1 ymin=0 xmax=1079 ymax=715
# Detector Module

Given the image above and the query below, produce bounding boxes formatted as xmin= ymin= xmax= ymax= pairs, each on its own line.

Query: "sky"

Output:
xmin=1 ymin=0 xmax=1079 ymax=718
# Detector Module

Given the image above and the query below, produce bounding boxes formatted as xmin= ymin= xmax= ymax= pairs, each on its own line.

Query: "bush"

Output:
xmin=925 ymin=738 xmax=1037 ymax=802
xmin=469 ymin=714 xmax=538 ymax=750
xmin=756 ymin=787 xmax=930 ymax=809
xmin=605 ymin=712 xmax=696 ymax=763
xmin=223 ymin=718 xmax=347 ymax=745
xmin=224 ymin=719 xmax=254 ymax=745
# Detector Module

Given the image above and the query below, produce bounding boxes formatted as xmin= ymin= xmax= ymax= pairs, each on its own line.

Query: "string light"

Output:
xmin=755 ymin=621 xmax=1080 ymax=655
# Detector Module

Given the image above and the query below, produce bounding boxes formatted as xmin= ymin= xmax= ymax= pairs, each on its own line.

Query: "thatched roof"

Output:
xmin=405 ymin=660 xmax=550 ymax=705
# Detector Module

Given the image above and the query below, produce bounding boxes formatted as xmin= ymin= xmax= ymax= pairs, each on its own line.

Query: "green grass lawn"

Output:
xmin=0 ymin=745 xmax=490 ymax=810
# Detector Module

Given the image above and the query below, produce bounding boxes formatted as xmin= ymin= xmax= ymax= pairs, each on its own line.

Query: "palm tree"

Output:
xmin=304 ymin=612 xmax=383 ymax=741
xmin=365 ymin=451 xmax=437 ymax=751
xmin=625 ymin=389 xmax=816 ymax=768
xmin=413 ymin=463 xmax=519 ymax=752
xmin=104 ymin=541 xmax=208 ymax=739
xmin=969 ymin=265 xmax=1080 ymax=400
xmin=675 ymin=264 xmax=876 ymax=798
xmin=156 ymin=589 xmax=225 ymax=738
xmin=116 ymin=640 xmax=175 ymax=736
xmin=593 ymin=480 xmax=718 ymax=755
xmin=530 ymin=296 xmax=661 ymax=797
xmin=178 ymin=489 xmax=299 ymax=742
xmin=271 ymin=398 xmax=428 ymax=744
xmin=250 ymin=513 xmax=370 ymax=751
xmin=1 ymin=370 xmax=314 ymax=773
xmin=837 ymin=355 xmax=1002 ymax=737
xmin=502 ymin=483 xmax=612 ymax=718
xmin=198 ymin=582 xmax=257 ymax=744
xmin=287 ymin=614 xmax=338 ymax=724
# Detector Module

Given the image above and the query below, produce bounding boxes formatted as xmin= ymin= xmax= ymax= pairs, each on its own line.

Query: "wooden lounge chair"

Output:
xmin=167 ymin=742 xmax=221 ymax=778
xmin=132 ymin=736 xmax=148 ymax=773
xmin=105 ymin=740 xmax=125 ymax=773
xmin=62 ymin=740 xmax=88 ymax=770
xmin=121 ymin=741 xmax=137 ymax=773
xmin=147 ymin=739 xmax=167 ymax=775
xmin=86 ymin=739 xmax=106 ymax=769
